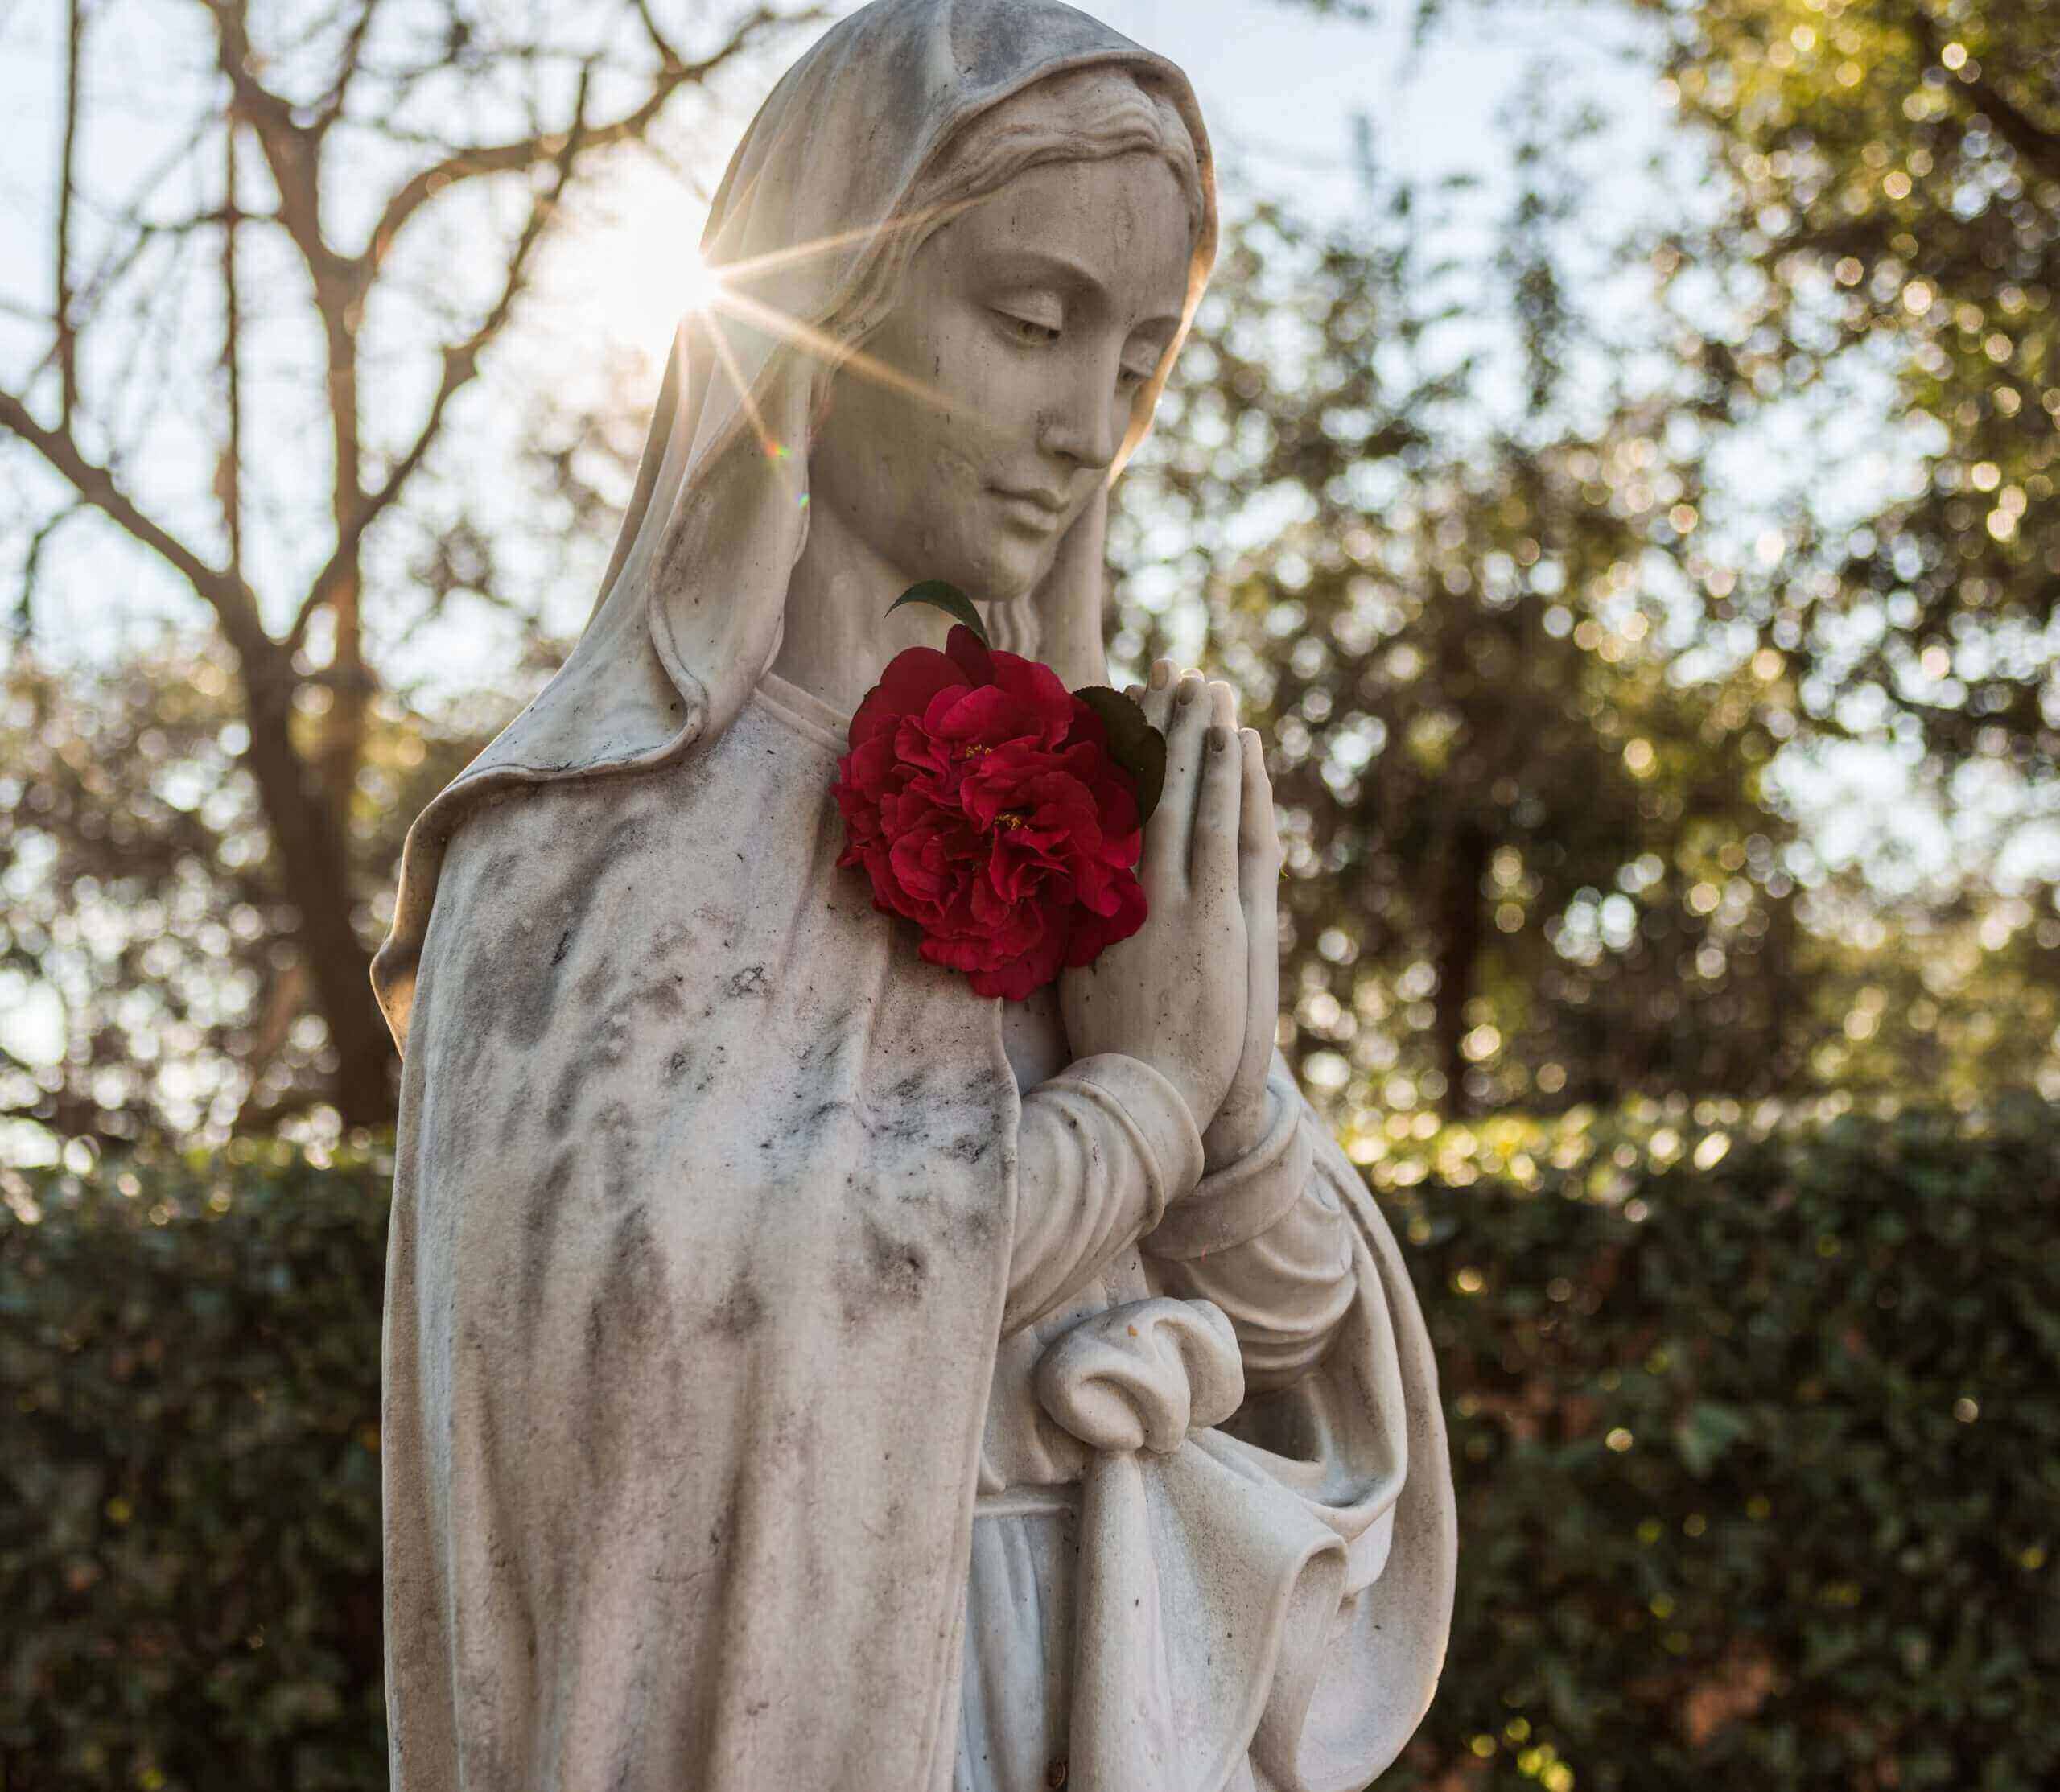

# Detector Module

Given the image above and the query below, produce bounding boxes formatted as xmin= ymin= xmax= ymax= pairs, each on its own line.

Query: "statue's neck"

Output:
xmin=772 ymin=502 xmax=962 ymax=717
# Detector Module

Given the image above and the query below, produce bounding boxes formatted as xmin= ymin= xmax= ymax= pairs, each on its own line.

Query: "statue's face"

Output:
xmin=807 ymin=153 xmax=1193 ymax=604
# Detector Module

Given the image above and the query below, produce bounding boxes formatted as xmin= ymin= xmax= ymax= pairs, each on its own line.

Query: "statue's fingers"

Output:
xmin=1238 ymin=730 xmax=1280 ymax=1070
xmin=1237 ymin=728 xmax=1281 ymax=906
xmin=1147 ymin=671 xmax=1210 ymax=886
xmin=1208 ymin=679 xmax=1238 ymax=733
xmin=1139 ymin=661 xmax=1180 ymax=735
xmin=1192 ymin=691 xmax=1244 ymax=891
xmin=1191 ymin=731 xmax=1242 ymax=900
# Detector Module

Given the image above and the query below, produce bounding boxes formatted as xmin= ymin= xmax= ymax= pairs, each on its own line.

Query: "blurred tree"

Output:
xmin=0 ymin=644 xmax=493 ymax=1143
xmin=1246 ymin=0 xmax=2060 ymax=1106
xmin=1111 ymin=131 xmax=1816 ymax=1115
xmin=1631 ymin=0 xmax=2060 ymax=1038
xmin=0 ymin=0 xmax=818 ymax=1131
xmin=1621 ymin=0 xmax=2060 ymax=1093
xmin=1645 ymin=0 xmax=2060 ymax=790
xmin=1790 ymin=878 xmax=2060 ymax=1102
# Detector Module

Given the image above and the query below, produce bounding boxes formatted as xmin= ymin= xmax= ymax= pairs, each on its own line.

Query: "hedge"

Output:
xmin=2 ymin=1103 xmax=2055 ymax=1790
xmin=0 ymin=1142 xmax=388 ymax=1790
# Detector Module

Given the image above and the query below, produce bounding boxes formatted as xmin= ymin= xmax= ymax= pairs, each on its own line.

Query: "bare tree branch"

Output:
xmin=220 ymin=114 xmax=243 ymax=577
xmin=311 ymin=0 xmax=387 ymax=135
xmin=284 ymin=64 xmax=595 ymax=656
xmin=0 ymin=386 xmax=274 ymax=660
xmin=72 ymin=115 xmax=220 ymax=295
xmin=97 ymin=226 xmax=211 ymax=476
xmin=55 ymin=0 xmax=84 ymax=422
xmin=359 ymin=5 xmax=810 ymax=278
xmin=209 ymin=1 xmax=337 ymax=284
xmin=27 ymin=137 xmax=233 ymax=378
xmin=13 ymin=501 xmax=86 ymax=633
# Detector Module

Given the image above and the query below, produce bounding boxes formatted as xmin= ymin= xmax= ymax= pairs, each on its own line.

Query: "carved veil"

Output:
xmin=372 ymin=0 xmax=1217 ymax=1048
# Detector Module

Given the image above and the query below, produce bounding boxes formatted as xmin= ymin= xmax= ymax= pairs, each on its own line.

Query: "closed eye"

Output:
xmin=996 ymin=310 xmax=1062 ymax=348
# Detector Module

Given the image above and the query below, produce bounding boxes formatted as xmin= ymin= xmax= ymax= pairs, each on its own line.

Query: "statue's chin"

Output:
xmin=963 ymin=546 xmax=1060 ymax=609
xmin=899 ymin=523 xmax=1062 ymax=612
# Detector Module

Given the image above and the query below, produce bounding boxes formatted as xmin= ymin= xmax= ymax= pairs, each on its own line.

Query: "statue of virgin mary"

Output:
xmin=372 ymin=3 xmax=1454 ymax=1788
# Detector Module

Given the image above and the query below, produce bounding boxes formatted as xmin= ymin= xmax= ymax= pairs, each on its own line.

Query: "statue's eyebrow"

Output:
xmin=982 ymin=246 xmax=1183 ymax=333
xmin=983 ymin=245 xmax=1108 ymax=298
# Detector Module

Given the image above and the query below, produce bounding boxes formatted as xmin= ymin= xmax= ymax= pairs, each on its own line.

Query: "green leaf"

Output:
xmin=886 ymin=580 xmax=991 ymax=648
xmin=1073 ymin=686 xmax=1166 ymax=825
xmin=1674 ymin=1399 xmax=1750 ymax=1478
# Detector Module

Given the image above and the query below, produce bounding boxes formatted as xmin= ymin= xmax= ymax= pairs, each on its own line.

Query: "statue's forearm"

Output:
xmin=1002 ymin=1053 xmax=1205 ymax=1334
xmin=1143 ymin=1073 xmax=1358 ymax=1390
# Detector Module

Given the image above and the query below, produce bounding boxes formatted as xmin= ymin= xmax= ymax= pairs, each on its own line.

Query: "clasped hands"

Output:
xmin=1059 ymin=661 xmax=1281 ymax=1175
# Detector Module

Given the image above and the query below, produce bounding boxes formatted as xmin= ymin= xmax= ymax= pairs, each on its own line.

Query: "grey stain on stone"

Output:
xmin=725 ymin=963 xmax=769 ymax=999
xmin=707 ymin=1269 xmax=767 ymax=1338
xmin=517 ymin=1149 xmax=576 ymax=1324
xmin=476 ymin=811 xmax=652 ymax=1050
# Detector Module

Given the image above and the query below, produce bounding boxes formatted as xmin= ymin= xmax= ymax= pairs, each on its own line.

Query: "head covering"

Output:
xmin=373 ymin=0 xmax=1218 ymax=1048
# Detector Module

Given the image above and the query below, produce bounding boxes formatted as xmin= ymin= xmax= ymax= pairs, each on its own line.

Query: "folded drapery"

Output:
xmin=1022 ymin=1143 xmax=1443 ymax=1792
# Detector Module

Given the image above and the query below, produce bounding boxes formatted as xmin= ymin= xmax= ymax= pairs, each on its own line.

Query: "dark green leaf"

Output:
xmin=885 ymin=580 xmax=990 ymax=648
xmin=1673 ymin=1399 xmax=1750 ymax=1478
xmin=1073 ymin=685 xmax=1166 ymax=825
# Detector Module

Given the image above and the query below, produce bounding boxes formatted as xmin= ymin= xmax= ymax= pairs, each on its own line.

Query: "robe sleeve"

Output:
xmin=1139 ymin=1062 xmax=1357 ymax=1391
xmin=1004 ymin=1053 xmax=1205 ymax=1334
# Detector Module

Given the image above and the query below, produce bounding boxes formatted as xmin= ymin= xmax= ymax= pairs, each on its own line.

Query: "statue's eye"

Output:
xmin=1118 ymin=357 xmax=1157 ymax=389
xmin=996 ymin=309 xmax=1061 ymax=348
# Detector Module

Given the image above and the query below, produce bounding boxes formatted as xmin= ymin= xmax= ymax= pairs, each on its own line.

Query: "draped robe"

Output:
xmin=382 ymin=669 xmax=1453 ymax=1792
xmin=375 ymin=7 xmax=1453 ymax=1786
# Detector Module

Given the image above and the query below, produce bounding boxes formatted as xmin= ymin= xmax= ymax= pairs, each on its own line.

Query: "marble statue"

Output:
xmin=370 ymin=2 xmax=1455 ymax=1788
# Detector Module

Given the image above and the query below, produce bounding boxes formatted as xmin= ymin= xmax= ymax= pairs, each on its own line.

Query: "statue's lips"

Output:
xmin=987 ymin=484 xmax=1070 ymax=531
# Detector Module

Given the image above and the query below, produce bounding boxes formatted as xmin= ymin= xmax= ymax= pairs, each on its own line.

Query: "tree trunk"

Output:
xmin=236 ymin=654 xmax=394 ymax=1127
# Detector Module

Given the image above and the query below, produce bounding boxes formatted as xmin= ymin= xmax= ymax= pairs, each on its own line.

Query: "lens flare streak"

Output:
xmin=665 ymin=210 xmax=970 ymax=475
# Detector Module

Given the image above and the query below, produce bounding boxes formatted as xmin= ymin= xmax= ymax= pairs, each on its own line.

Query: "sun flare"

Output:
xmin=566 ymin=172 xmax=960 ymax=443
xmin=674 ymin=245 xmax=727 ymax=318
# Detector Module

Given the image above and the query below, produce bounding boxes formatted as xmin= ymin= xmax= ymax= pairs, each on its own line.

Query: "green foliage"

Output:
xmin=1381 ymin=1098 xmax=2060 ymax=1791
xmin=1114 ymin=179 xmax=1815 ymax=1117
xmin=0 ymin=1143 xmax=390 ymax=1789
xmin=1652 ymin=0 xmax=2060 ymax=781
xmin=6 ymin=1112 xmax=2058 ymax=1789
xmin=886 ymin=579 xmax=994 ymax=648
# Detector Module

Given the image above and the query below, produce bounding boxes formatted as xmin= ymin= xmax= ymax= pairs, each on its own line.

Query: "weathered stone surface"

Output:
xmin=374 ymin=5 xmax=1454 ymax=1788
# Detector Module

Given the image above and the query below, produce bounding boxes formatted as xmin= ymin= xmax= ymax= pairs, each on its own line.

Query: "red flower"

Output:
xmin=832 ymin=625 xmax=1147 ymax=1000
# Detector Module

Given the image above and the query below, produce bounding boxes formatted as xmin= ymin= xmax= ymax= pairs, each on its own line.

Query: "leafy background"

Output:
xmin=5 ymin=1112 xmax=2054 ymax=1789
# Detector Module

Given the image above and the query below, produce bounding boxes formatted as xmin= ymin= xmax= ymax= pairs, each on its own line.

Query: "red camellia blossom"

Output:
xmin=833 ymin=624 xmax=1147 ymax=1000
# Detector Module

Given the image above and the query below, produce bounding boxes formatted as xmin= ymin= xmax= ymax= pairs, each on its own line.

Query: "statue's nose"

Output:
xmin=1036 ymin=361 xmax=1122 ymax=472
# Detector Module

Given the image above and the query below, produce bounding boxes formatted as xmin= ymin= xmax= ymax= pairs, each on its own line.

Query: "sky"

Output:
xmin=535 ymin=0 xmax=1682 ymax=370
